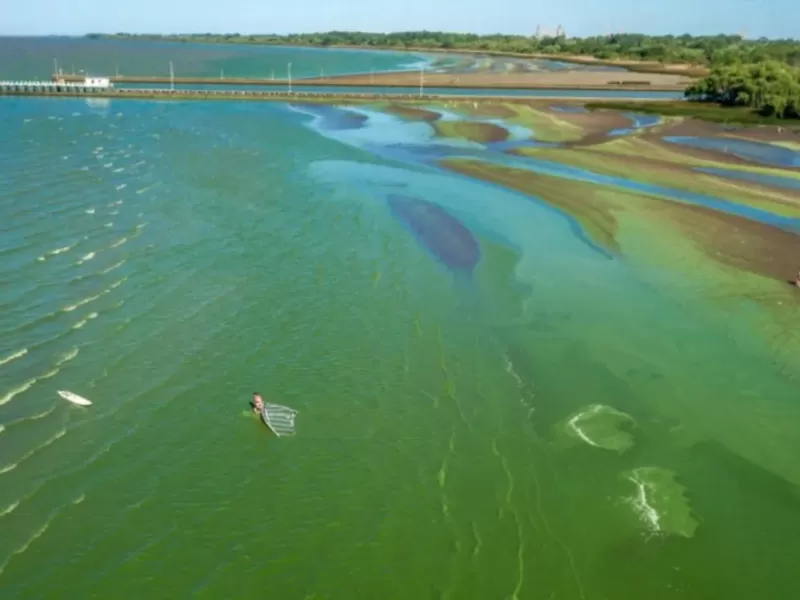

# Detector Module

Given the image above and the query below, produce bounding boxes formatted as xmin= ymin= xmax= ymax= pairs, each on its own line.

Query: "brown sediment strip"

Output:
xmin=433 ymin=121 xmax=510 ymax=144
xmin=438 ymin=158 xmax=800 ymax=283
xmin=383 ymin=104 xmax=442 ymax=122
xmin=650 ymin=196 xmax=800 ymax=283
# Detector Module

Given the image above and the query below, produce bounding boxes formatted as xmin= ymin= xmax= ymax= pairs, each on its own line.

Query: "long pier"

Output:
xmin=50 ymin=73 xmax=686 ymax=92
xmin=0 ymin=81 xmax=679 ymax=103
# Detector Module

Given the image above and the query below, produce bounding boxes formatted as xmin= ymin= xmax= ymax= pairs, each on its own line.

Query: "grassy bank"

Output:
xmin=586 ymin=101 xmax=800 ymax=127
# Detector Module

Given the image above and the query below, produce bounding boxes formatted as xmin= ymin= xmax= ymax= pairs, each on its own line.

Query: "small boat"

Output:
xmin=58 ymin=390 xmax=92 ymax=406
xmin=260 ymin=403 xmax=298 ymax=437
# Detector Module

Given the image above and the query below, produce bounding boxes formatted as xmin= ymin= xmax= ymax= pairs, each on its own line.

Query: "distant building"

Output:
xmin=533 ymin=25 xmax=566 ymax=39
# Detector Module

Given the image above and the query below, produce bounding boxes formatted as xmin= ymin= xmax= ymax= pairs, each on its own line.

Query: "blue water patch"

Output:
xmin=697 ymin=167 xmax=800 ymax=191
xmin=293 ymin=102 xmax=800 ymax=236
xmin=664 ymin=136 xmax=800 ymax=168
xmin=387 ymin=194 xmax=481 ymax=274
xmin=550 ymin=105 xmax=589 ymax=113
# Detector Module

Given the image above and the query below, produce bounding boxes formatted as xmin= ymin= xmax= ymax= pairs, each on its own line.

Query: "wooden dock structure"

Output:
xmin=0 ymin=80 xmax=678 ymax=103
xmin=49 ymin=73 xmax=687 ymax=92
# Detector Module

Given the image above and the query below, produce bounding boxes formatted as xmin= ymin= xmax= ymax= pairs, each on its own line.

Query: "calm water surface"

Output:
xmin=1 ymin=45 xmax=800 ymax=600
xmin=0 ymin=36 xmax=427 ymax=80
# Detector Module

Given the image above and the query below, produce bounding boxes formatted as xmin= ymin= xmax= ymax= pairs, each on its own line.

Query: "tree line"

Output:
xmin=93 ymin=32 xmax=800 ymax=68
xmin=686 ymin=61 xmax=800 ymax=119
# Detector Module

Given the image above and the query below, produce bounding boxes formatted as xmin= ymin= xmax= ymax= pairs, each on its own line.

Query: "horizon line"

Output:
xmin=1 ymin=31 xmax=797 ymax=42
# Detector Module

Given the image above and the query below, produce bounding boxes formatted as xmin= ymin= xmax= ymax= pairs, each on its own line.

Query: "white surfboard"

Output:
xmin=58 ymin=390 xmax=92 ymax=406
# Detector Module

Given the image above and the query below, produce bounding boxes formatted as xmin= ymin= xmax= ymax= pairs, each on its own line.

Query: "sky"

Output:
xmin=2 ymin=0 xmax=795 ymax=39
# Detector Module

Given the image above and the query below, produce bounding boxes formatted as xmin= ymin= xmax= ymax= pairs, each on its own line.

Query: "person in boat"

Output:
xmin=252 ymin=392 xmax=265 ymax=414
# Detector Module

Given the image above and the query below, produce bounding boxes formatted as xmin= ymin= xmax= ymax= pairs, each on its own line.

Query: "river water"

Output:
xmin=1 ymin=39 xmax=800 ymax=600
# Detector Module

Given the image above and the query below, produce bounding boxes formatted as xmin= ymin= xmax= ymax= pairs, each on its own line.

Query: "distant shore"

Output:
xmin=320 ymin=44 xmax=710 ymax=77
xmin=94 ymin=34 xmax=710 ymax=78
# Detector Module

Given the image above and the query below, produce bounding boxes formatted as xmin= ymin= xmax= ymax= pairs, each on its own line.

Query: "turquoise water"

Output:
xmin=0 ymin=36 xmax=427 ymax=80
xmin=2 ymin=66 xmax=800 ymax=599
xmin=289 ymin=104 xmax=799 ymax=231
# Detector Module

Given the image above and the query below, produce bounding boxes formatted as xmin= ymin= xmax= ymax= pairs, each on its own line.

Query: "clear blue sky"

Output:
xmin=3 ymin=0 xmax=794 ymax=39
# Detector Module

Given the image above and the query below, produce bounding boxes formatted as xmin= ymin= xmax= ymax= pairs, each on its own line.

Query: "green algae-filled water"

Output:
xmin=2 ymin=42 xmax=800 ymax=600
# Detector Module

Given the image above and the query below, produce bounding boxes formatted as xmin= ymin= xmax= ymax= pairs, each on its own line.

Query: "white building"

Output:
xmin=83 ymin=77 xmax=112 ymax=89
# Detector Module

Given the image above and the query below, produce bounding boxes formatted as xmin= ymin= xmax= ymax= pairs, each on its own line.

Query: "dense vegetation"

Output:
xmin=94 ymin=32 xmax=800 ymax=68
xmin=685 ymin=61 xmax=800 ymax=119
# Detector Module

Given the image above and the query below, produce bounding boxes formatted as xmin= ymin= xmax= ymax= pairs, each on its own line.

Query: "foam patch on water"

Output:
xmin=623 ymin=467 xmax=698 ymax=538
xmin=565 ymin=404 xmax=636 ymax=453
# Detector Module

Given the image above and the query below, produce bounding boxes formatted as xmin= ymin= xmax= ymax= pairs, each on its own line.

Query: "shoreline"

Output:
xmin=322 ymin=43 xmax=710 ymax=77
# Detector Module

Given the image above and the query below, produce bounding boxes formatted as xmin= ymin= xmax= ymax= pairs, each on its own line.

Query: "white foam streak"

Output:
xmin=63 ymin=293 xmax=101 ymax=312
xmin=628 ymin=474 xmax=661 ymax=533
xmin=37 ymin=244 xmax=74 ymax=262
xmin=0 ymin=348 xmax=27 ymax=367
xmin=101 ymin=260 xmax=125 ymax=275
xmin=76 ymin=251 xmax=96 ymax=265
xmin=0 ymin=501 xmax=19 ymax=518
xmin=0 ymin=428 xmax=67 ymax=475
xmin=568 ymin=405 xmax=603 ymax=448
xmin=0 ymin=349 xmax=77 ymax=407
